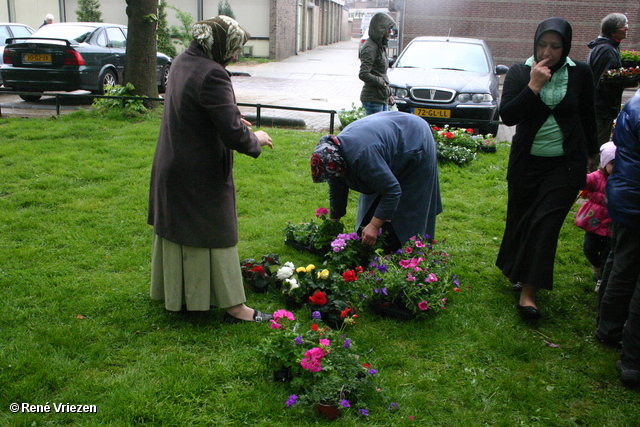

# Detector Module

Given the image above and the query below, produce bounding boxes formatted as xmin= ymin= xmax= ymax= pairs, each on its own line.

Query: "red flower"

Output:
xmin=340 ymin=308 xmax=353 ymax=318
xmin=444 ymin=132 xmax=454 ymax=139
xmin=432 ymin=126 xmax=440 ymax=131
xmin=312 ymin=323 xmax=319 ymax=331
xmin=363 ymin=363 xmax=371 ymax=368
xmin=466 ymin=128 xmax=474 ymax=134
xmin=309 ymin=291 xmax=328 ymax=306
xmin=342 ymin=270 xmax=357 ymax=282
xmin=251 ymin=265 xmax=264 ymax=276
xmin=356 ymin=266 xmax=364 ymax=273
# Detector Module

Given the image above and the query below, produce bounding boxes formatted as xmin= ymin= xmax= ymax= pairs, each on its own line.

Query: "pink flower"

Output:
xmin=413 ymin=267 xmax=423 ymax=272
xmin=418 ymin=301 xmax=429 ymax=311
xmin=425 ymin=273 xmax=438 ymax=283
xmin=273 ymin=310 xmax=295 ymax=322
xmin=399 ymin=258 xmax=420 ymax=269
xmin=415 ymin=240 xmax=425 ymax=248
xmin=406 ymin=273 xmax=416 ymax=282
xmin=269 ymin=320 xmax=282 ymax=329
xmin=319 ymin=339 xmax=331 ymax=347
xmin=301 ymin=347 xmax=326 ymax=372
xmin=404 ymin=246 xmax=413 ymax=254
xmin=315 ymin=207 xmax=329 ymax=217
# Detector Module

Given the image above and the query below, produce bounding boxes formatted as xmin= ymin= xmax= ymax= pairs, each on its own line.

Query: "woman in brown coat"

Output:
xmin=148 ymin=16 xmax=273 ymax=322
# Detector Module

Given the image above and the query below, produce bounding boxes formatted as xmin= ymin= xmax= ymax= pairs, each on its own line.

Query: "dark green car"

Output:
xmin=1 ymin=22 xmax=171 ymax=101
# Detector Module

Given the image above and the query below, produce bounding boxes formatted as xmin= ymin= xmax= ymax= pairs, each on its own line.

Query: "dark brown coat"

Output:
xmin=148 ymin=41 xmax=262 ymax=248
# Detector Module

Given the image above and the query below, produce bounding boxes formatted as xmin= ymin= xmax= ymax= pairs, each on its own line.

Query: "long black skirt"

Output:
xmin=496 ymin=155 xmax=580 ymax=290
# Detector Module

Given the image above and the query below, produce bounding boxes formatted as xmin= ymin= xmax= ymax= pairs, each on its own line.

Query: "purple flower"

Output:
xmin=388 ymin=402 xmax=400 ymax=411
xmin=359 ymin=408 xmax=369 ymax=416
xmin=344 ymin=338 xmax=352 ymax=348
xmin=286 ymin=394 xmax=298 ymax=407
xmin=312 ymin=311 xmax=322 ymax=319
xmin=339 ymin=399 xmax=351 ymax=408
xmin=294 ymin=335 xmax=304 ymax=345
xmin=376 ymin=264 xmax=388 ymax=273
xmin=381 ymin=287 xmax=388 ymax=296
xmin=452 ymin=274 xmax=460 ymax=287
xmin=368 ymin=368 xmax=378 ymax=375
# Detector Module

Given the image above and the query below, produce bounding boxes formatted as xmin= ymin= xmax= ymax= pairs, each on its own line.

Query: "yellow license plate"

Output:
xmin=413 ymin=108 xmax=451 ymax=118
xmin=23 ymin=53 xmax=51 ymax=63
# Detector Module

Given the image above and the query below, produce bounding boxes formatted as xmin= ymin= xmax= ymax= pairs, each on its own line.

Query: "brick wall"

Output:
xmin=402 ymin=0 xmax=640 ymax=66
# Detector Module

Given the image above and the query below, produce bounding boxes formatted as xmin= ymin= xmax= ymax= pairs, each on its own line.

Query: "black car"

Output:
xmin=1 ymin=22 xmax=171 ymax=101
xmin=388 ymin=36 xmax=508 ymax=136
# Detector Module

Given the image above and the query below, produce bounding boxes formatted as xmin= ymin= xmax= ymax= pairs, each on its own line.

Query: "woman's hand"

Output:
xmin=528 ymin=58 xmax=552 ymax=95
xmin=361 ymin=216 xmax=385 ymax=246
xmin=255 ymin=130 xmax=273 ymax=149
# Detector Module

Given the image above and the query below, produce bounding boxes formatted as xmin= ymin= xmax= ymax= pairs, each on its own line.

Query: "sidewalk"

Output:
xmin=227 ymin=39 xmax=363 ymax=132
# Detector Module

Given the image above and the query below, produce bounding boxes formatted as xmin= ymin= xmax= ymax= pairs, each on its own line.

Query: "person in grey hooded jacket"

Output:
xmin=359 ymin=12 xmax=395 ymax=116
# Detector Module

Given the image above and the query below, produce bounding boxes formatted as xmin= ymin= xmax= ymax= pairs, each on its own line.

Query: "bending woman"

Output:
xmin=496 ymin=17 xmax=598 ymax=321
xmin=310 ymin=111 xmax=442 ymax=251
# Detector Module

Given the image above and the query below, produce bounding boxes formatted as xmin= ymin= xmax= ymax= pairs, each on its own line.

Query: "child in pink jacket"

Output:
xmin=575 ymin=141 xmax=616 ymax=288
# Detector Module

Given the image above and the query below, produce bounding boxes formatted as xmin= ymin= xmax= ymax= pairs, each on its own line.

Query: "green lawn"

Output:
xmin=0 ymin=111 xmax=637 ymax=426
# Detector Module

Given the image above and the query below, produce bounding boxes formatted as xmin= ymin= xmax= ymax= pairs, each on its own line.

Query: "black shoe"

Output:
xmin=517 ymin=304 xmax=541 ymax=321
xmin=616 ymin=360 xmax=640 ymax=386
xmin=512 ymin=283 xmax=523 ymax=292
xmin=223 ymin=309 xmax=273 ymax=324
xmin=594 ymin=332 xmax=622 ymax=349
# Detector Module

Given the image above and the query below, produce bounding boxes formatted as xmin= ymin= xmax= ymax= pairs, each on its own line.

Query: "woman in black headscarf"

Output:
xmin=496 ymin=17 xmax=598 ymax=321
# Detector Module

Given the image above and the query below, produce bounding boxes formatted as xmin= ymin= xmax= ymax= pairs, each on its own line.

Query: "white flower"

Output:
xmin=283 ymin=262 xmax=295 ymax=269
xmin=277 ymin=266 xmax=294 ymax=280
xmin=286 ymin=278 xmax=299 ymax=290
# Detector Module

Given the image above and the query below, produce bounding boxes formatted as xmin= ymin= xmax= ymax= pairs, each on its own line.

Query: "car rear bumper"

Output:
xmin=0 ymin=67 xmax=94 ymax=92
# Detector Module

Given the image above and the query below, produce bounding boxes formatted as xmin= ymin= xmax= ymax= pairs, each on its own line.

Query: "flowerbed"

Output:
xmin=432 ymin=125 xmax=499 ymax=165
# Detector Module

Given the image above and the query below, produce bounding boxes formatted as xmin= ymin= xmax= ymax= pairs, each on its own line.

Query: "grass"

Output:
xmin=0 ymin=111 xmax=638 ymax=426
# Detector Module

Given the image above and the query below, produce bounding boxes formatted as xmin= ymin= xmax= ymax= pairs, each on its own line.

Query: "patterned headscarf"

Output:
xmin=310 ymin=135 xmax=347 ymax=183
xmin=192 ymin=15 xmax=250 ymax=64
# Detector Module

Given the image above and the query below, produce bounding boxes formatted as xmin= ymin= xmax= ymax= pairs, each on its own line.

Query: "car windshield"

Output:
xmin=395 ymin=40 xmax=490 ymax=73
xmin=31 ymin=25 xmax=97 ymax=43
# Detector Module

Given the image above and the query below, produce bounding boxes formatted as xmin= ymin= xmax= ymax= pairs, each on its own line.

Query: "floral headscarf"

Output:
xmin=192 ymin=15 xmax=250 ymax=64
xmin=310 ymin=135 xmax=347 ymax=183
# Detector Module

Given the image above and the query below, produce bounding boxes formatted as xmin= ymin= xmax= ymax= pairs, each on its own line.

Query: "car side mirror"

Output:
xmin=495 ymin=65 xmax=509 ymax=75
xmin=389 ymin=57 xmax=396 ymax=67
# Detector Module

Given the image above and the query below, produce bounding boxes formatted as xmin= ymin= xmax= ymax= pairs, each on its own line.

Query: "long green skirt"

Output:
xmin=150 ymin=234 xmax=246 ymax=311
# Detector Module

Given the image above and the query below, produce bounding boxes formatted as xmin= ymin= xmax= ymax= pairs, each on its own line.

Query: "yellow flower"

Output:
xmin=296 ymin=267 xmax=306 ymax=273
xmin=305 ymin=264 xmax=316 ymax=272
xmin=317 ymin=269 xmax=330 ymax=280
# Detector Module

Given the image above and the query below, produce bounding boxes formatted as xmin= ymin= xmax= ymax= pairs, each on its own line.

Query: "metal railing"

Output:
xmin=0 ymin=90 xmax=339 ymax=133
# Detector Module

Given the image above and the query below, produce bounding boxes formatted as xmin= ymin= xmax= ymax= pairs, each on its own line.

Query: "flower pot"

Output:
xmin=370 ymin=300 xmax=415 ymax=319
xmin=284 ymin=239 xmax=326 ymax=257
xmin=478 ymin=145 xmax=496 ymax=153
xmin=316 ymin=403 xmax=342 ymax=420
xmin=273 ymin=366 xmax=294 ymax=382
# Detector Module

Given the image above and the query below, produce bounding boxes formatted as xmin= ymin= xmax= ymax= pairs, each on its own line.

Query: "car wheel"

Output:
xmin=19 ymin=94 xmax=42 ymax=102
xmin=98 ymin=70 xmax=117 ymax=94
xmin=158 ymin=64 xmax=170 ymax=93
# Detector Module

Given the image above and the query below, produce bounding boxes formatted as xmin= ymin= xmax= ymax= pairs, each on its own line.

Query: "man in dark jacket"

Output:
xmin=596 ymin=88 xmax=640 ymax=387
xmin=359 ymin=12 xmax=395 ymax=116
xmin=587 ymin=13 xmax=630 ymax=146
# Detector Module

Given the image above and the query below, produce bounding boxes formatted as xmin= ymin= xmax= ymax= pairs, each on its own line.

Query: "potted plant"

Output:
xmin=357 ymin=235 xmax=461 ymax=318
xmin=259 ymin=310 xmax=378 ymax=419
xmin=239 ymin=254 xmax=280 ymax=293
xmin=621 ymin=49 xmax=640 ymax=68
xmin=284 ymin=207 xmax=344 ymax=257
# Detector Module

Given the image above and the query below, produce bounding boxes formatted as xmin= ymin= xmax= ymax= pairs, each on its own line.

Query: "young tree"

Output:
xmin=76 ymin=0 xmax=103 ymax=22
xmin=157 ymin=0 xmax=177 ymax=58
xmin=217 ymin=0 xmax=235 ymax=19
xmin=124 ymin=0 xmax=159 ymax=105
xmin=168 ymin=5 xmax=193 ymax=50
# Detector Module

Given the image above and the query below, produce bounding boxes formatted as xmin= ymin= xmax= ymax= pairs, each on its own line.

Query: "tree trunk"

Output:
xmin=125 ymin=0 xmax=159 ymax=107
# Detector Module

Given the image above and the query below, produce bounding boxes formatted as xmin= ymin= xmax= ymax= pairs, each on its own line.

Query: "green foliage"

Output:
xmin=156 ymin=0 xmax=177 ymax=58
xmin=217 ymin=0 xmax=236 ymax=19
xmin=338 ymin=102 xmax=365 ymax=129
xmin=76 ymin=0 xmax=102 ymax=22
xmin=0 ymin=116 xmax=638 ymax=425
xmin=91 ymin=83 xmax=148 ymax=117
xmin=168 ymin=4 xmax=194 ymax=49
xmin=621 ymin=49 xmax=640 ymax=62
